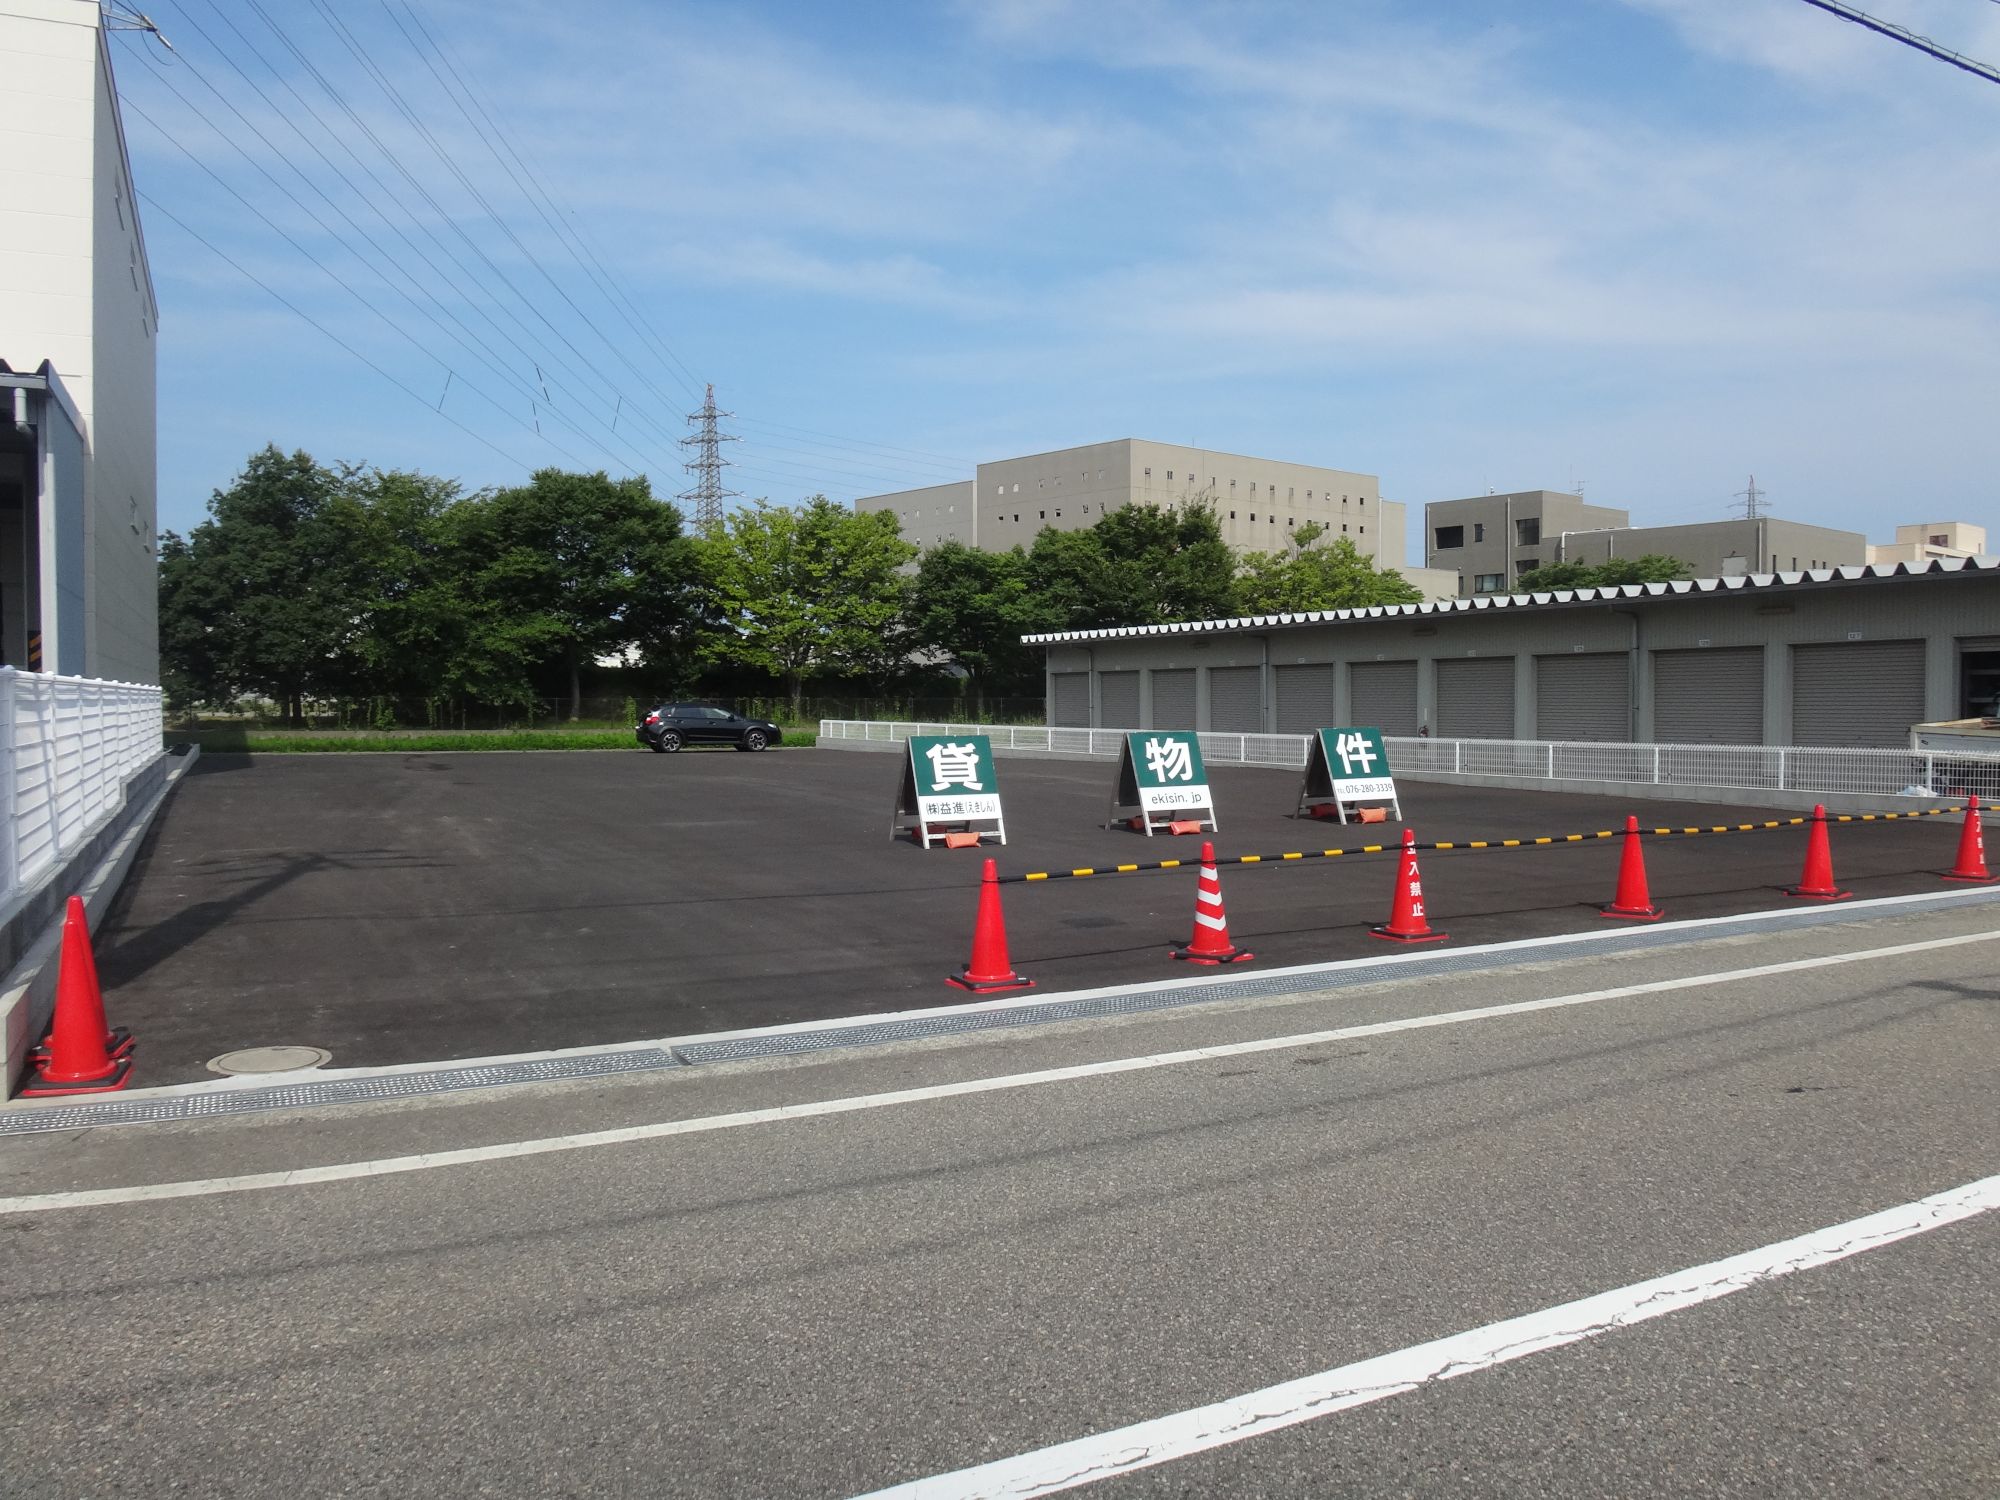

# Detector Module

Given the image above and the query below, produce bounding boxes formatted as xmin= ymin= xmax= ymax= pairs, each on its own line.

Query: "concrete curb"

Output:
xmin=0 ymin=745 xmax=200 ymax=1094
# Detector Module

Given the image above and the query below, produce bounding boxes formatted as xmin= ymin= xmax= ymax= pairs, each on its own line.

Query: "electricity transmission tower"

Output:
xmin=678 ymin=383 xmax=739 ymax=529
xmin=1733 ymin=475 xmax=1768 ymax=520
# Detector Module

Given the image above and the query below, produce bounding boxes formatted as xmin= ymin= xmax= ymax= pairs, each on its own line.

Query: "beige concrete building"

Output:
xmin=0 ymin=0 xmax=159 ymax=682
xmin=1868 ymin=521 xmax=1988 ymax=566
xmin=856 ymin=439 xmax=1455 ymax=598
xmin=1561 ymin=518 xmax=1865 ymax=578
xmin=1423 ymin=491 xmax=1630 ymax=595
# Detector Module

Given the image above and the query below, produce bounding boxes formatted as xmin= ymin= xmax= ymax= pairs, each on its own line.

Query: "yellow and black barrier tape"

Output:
xmin=1004 ymin=804 xmax=1959 ymax=883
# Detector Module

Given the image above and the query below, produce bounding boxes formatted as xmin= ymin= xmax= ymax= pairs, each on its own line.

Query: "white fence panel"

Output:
xmin=820 ymin=719 xmax=1981 ymax=802
xmin=0 ymin=668 xmax=164 ymax=912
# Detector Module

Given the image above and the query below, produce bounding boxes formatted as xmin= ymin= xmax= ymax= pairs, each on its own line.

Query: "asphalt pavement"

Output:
xmin=88 ymin=748 xmax=1974 ymax=1081
xmin=2 ymin=896 xmax=1994 ymax=1497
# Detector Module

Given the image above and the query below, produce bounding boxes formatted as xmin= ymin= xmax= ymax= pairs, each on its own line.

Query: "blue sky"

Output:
xmin=110 ymin=0 xmax=2000 ymax=563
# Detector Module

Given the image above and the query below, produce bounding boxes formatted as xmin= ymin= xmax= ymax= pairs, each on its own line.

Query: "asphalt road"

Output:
xmin=3 ymin=898 xmax=1995 ymax=1497
xmin=90 ymin=748 xmax=1973 ymax=1081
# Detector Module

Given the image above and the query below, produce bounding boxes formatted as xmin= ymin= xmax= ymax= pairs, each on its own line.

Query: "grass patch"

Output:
xmin=175 ymin=727 xmax=819 ymax=754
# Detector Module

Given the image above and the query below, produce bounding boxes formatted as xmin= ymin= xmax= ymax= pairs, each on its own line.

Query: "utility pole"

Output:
xmin=1733 ymin=475 xmax=1768 ymax=520
xmin=678 ymin=383 xmax=739 ymax=530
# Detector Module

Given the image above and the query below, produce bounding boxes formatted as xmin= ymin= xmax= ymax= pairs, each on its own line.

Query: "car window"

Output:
xmin=699 ymin=707 xmax=731 ymax=720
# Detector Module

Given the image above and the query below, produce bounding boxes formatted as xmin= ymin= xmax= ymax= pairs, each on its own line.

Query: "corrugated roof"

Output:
xmin=1021 ymin=555 xmax=2000 ymax=644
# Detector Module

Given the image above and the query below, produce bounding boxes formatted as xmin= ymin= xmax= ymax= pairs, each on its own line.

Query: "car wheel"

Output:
xmin=656 ymin=727 xmax=684 ymax=752
xmin=740 ymin=728 xmax=770 ymax=751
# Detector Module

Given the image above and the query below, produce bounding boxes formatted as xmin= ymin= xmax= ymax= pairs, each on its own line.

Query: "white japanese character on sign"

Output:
xmin=1143 ymin=736 xmax=1194 ymax=783
xmin=1335 ymin=731 xmax=1378 ymax=776
xmin=926 ymin=741 xmax=984 ymax=791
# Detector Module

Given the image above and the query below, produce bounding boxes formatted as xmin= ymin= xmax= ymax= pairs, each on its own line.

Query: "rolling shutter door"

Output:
xmin=1436 ymin=657 xmax=1516 ymax=740
xmin=1792 ymin=640 xmax=1925 ymax=748
xmin=1051 ymin=672 xmax=1090 ymax=727
xmin=1536 ymin=653 xmax=1630 ymax=742
xmin=1350 ymin=660 xmax=1419 ymax=737
xmin=1275 ymin=664 xmax=1335 ymax=735
xmin=1208 ymin=666 xmax=1261 ymax=733
xmin=1097 ymin=671 xmax=1140 ymax=729
xmin=1150 ymin=668 xmax=1197 ymax=729
xmin=1653 ymin=648 xmax=1761 ymax=745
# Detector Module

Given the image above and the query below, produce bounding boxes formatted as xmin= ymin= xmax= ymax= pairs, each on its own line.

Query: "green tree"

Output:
xmin=1027 ymin=500 xmax=1237 ymax=629
xmin=699 ymin=496 xmax=917 ymax=713
xmin=156 ymin=446 xmax=373 ymax=719
xmin=454 ymin=469 xmax=697 ymax=719
xmin=1514 ymin=554 xmax=1692 ymax=591
xmin=1234 ymin=523 xmax=1424 ymax=612
xmin=908 ymin=542 xmax=1054 ymax=708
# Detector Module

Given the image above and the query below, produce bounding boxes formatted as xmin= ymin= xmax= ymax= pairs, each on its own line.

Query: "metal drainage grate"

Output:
xmin=0 ymin=1047 xmax=680 ymax=1137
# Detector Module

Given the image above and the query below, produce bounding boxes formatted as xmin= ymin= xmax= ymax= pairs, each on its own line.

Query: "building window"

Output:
xmin=1040 ymin=510 xmax=1047 ymax=519
xmin=1054 ymin=510 xmax=1061 ymax=517
xmin=1516 ymin=517 xmax=1540 ymax=545
xmin=1230 ymin=479 xmax=1237 ymax=489
xmin=1474 ymin=572 xmax=1505 ymax=592
xmin=1013 ymin=514 xmax=1019 ymax=523
xmin=1230 ymin=511 xmax=1237 ymax=520
xmin=1166 ymin=470 xmax=1173 ymax=481
xmin=1434 ymin=526 xmax=1465 ymax=549
xmin=1929 ymin=533 xmax=1949 ymax=546
xmin=1288 ymin=487 xmax=1294 ymax=500
xmin=1473 ymin=523 xmax=1485 ymax=542
xmin=1287 ymin=516 xmax=1294 ymax=526
xmin=1359 ymin=497 xmax=1365 ymax=507
xmin=1145 ymin=468 xmax=1151 ymax=477
xmin=1516 ymin=557 xmax=1538 ymax=573
xmin=1359 ymin=525 xmax=1365 ymax=534
xmin=1249 ymin=513 xmax=1256 ymax=522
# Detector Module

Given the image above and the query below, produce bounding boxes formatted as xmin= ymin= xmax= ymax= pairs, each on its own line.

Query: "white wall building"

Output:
xmin=0 ymin=0 xmax=159 ymax=684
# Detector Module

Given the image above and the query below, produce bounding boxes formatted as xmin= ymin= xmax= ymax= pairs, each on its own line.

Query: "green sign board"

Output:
xmin=1298 ymin=726 xmax=1401 ymax=822
xmin=1109 ymin=730 xmax=1216 ymax=835
xmin=895 ymin=734 xmax=1007 ymax=846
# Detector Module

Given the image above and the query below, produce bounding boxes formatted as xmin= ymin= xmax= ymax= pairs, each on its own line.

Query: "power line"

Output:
xmin=137 ymin=191 xmax=537 ymax=474
xmin=241 ymin=0 xmax=689 ymax=455
xmin=305 ymin=0 xmax=697 ymax=432
xmin=383 ymin=0 xmax=709 ymax=405
xmin=1795 ymin=0 xmax=2000 ymax=86
xmin=122 ymin=35 xmax=665 ymax=478
xmin=159 ymin=0 xmax=677 ymax=475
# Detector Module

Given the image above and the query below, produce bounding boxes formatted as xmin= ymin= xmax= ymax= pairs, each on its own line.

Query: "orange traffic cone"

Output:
xmin=1600 ymin=816 xmax=1665 ymax=921
xmin=1784 ymin=804 xmax=1851 ymax=902
xmin=1171 ymin=842 xmax=1253 ymax=965
xmin=1941 ymin=796 xmax=1993 ymax=883
xmin=1369 ymin=829 xmax=1448 ymax=944
xmin=20 ymin=896 xmax=133 ymax=1097
xmin=946 ymin=858 xmax=1034 ymax=992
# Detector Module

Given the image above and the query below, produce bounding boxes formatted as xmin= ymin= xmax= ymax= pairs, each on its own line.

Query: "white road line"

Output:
xmin=2 ymin=928 xmax=1994 ymax=1217
xmin=850 ymin=1172 xmax=2000 ymax=1499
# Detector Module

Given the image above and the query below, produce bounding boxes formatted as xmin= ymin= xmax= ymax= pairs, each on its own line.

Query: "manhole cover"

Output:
xmin=206 ymin=1045 xmax=332 ymax=1076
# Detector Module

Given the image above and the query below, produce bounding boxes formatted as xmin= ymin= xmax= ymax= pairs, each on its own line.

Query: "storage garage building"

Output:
xmin=1032 ymin=558 xmax=2000 ymax=750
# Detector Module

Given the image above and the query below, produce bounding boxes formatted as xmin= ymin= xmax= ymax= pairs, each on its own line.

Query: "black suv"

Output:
xmin=636 ymin=703 xmax=783 ymax=753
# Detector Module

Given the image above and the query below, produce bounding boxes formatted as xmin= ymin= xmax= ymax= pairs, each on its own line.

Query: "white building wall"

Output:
xmin=0 ymin=0 xmax=159 ymax=684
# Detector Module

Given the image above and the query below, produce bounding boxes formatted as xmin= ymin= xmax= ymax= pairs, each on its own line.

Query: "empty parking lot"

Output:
xmin=91 ymin=746 xmax=1970 ymax=1083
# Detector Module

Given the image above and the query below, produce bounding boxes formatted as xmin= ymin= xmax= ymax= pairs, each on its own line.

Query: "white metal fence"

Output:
xmin=817 ymin=720 xmax=2000 ymax=800
xmin=1 ymin=669 xmax=165 ymax=910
